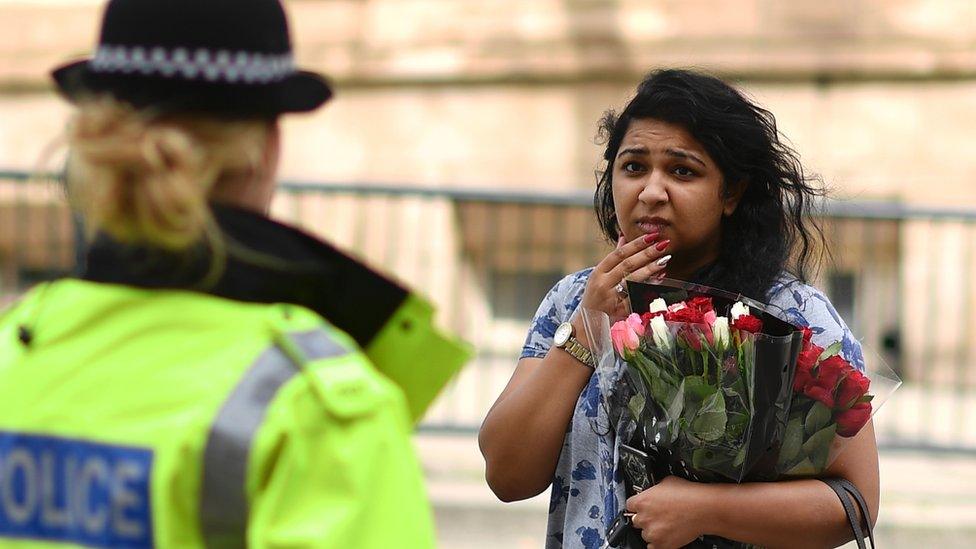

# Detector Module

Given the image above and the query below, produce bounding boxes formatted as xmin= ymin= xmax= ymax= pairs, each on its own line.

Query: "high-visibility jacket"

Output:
xmin=0 ymin=279 xmax=439 ymax=548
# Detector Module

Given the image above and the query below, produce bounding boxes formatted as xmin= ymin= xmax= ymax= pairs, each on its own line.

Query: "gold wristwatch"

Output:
xmin=553 ymin=321 xmax=594 ymax=368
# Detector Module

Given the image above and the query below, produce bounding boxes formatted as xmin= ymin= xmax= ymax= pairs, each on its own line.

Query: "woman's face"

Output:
xmin=612 ymin=118 xmax=741 ymax=279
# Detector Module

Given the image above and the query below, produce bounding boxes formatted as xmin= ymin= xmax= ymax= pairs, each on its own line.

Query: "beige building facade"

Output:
xmin=1 ymin=0 xmax=975 ymax=444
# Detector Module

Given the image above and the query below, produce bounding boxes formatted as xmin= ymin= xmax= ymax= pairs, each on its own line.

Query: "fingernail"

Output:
xmin=655 ymin=239 xmax=670 ymax=251
xmin=642 ymin=232 xmax=659 ymax=244
xmin=656 ymin=255 xmax=672 ymax=266
xmin=617 ymin=235 xmax=625 ymax=248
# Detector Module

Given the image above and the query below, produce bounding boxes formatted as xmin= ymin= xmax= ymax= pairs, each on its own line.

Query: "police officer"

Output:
xmin=0 ymin=0 xmax=469 ymax=547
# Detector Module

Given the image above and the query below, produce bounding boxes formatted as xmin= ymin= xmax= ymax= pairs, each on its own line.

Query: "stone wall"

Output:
xmin=1 ymin=0 xmax=974 ymax=204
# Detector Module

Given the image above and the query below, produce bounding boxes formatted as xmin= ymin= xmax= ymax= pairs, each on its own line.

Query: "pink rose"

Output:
xmin=625 ymin=312 xmax=646 ymax=337
xmin=611 ymin=313 xmax=644 ymax=357
xmin=703 ymin=310 xmax=718 ymax=326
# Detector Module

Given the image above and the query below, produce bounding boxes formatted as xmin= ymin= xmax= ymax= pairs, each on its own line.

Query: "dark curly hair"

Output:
xmin=595 ymin=68 xmax=827 ymax=300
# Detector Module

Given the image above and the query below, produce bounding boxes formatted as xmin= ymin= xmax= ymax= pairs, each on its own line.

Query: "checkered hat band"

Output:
xmin=90 ymin=45 xmax=296 ymax=84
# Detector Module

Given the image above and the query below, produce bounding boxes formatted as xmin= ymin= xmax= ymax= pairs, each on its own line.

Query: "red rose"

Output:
xmin=797 ymin=342 xmax=824 ymax=370
xmin=666 ymin=306 xmax=704 ymax=324
xmin=801 ymin=326 xmax=814 ymax=344
xmin=802 ymin=355 xmax=850 ymax=408
xmin=818 ymin=355 xmax=851 ymax=391
xmin=803 ymin=384 xmax=835 ymax=408
xmin=687 ymin=296 xmax=714 ymax=315
xmin=793 ymin=362 xmax=814 ymax=393
xmin=678 ymin=324 xmax=705 ymax=351
xmin=836 ymin=369 xmax=871 ymax=410
xmin=640 ymin=311 xmax=659 ymax=328
xmin=792 ymin=367 xmax=812 ymax=393
xmin=835 ymin=402 xmax=872 ymax=437
xmin=731 ymin=314 xmax=763 ymax=333
xmin=792 ymin=342 xmax=824 ymax=392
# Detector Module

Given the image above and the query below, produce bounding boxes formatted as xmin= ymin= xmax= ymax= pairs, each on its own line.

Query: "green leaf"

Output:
xmin=682 ymin=376 xmax=715 ymax=401
xmin=778 ymin=417 xmax=804 ymax=466
xmin=692 ymin=447 xmax=734 ymax=473
xmin=691 ymin=390 xmax=727 ymax=442
xmin=674 ymin=377 xmax=705 ymax=422
xmin=784 ymin=458 xmax=817 ymax=476
xmin=725 ymin=411 xmax=749 ymax=441
xmin=738 ymin=338 xmax=756 ymax=407
xmin=630 ymin=354 xmax=678 ymax=406
xmin=727 ymin=378 xmax=749 ymax=410
xmin=801 ymin=424 xmax=838 ymax=474
xmin=818 ymin=341 xmax=843 ymax=362
xmin=857 ymin=394 xmax=875 ymax=404
xmin=651 ymin=377 xmax=678 ymax=413
xmin=804 ymin=401 xmax=832 ymax=436
xmin=732 ymin=444 xmax=748 ymax=468
xmin=627 ymin=393 xmax=646 ymax=420
xmin=630 ymin=353 xmax=660 ymax=385
xmin=666 ymin=381 xmax=684 ymax=421
xmin=638 ymin=352 xmax=679 ymax=383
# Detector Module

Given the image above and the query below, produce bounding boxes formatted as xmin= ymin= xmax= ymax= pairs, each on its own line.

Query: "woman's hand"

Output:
xmin=572 ymin=233 xmax=670 ymax=344
xmin=626 ymin=476 xmax=707 ymax=549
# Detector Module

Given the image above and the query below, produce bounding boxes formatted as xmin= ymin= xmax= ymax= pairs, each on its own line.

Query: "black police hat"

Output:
xmin=52 ymin=0 xmax=333 ymax=117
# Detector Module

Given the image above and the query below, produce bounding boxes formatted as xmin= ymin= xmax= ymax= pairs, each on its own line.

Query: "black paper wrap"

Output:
xmin=598 ymin=279 xmax=804 ymax=549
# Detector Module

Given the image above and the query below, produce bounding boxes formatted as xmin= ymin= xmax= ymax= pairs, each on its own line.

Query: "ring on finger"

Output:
xmin=615 ymin=282 xmax=628 ymax=297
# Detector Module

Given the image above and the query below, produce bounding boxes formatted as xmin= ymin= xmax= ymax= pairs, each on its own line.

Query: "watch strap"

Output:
xmin=562 ymin=336 xmax=594 ymax=369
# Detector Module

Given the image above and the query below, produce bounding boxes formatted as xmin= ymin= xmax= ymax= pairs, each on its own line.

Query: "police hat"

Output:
xmin=51 ymin=0 xmax=333 ymax=117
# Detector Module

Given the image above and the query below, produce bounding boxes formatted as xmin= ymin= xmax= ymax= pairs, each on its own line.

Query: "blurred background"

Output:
xmin=1 ymin=0 xmax=975 ymax=547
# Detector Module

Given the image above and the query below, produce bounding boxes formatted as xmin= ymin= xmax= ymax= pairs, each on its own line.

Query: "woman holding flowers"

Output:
xmin=479 ymin=69 xmax=878 ymax=549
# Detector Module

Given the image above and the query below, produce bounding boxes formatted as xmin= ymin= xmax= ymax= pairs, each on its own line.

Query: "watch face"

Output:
xmin=554 ymin=322 xmax=573 ymax=346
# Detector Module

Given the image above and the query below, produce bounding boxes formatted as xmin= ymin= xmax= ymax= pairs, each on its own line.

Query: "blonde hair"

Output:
xmin=65 ymin=98 xmax=273 ymax=251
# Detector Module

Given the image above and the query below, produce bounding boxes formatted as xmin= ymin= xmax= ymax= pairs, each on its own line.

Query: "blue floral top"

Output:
xmin=520 ymin=268 xmax=865 ymax=549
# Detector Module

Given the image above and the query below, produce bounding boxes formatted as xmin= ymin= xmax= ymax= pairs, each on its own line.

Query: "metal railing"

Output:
xmin=2 ymin=169 xmax=975 ymax=452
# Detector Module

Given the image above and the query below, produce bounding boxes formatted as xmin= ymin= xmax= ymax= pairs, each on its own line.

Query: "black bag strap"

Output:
xmin=822 ymin=478 xmax=874 ymax=549
xmin=836 ymin=478 xmax=876 ymax=549
xmin=824 ymin=480 xmax=864 ymax=549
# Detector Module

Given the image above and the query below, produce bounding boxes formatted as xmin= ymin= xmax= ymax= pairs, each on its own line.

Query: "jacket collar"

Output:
xmin=80 ymin=203 xmax=407 ymax=347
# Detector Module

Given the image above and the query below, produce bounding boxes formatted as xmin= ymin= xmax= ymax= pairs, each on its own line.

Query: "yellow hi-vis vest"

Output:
xmin=0 ymin=279 xmax=441 ymax=548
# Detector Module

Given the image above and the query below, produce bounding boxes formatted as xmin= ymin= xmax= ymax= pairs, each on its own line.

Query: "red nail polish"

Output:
xmin=643 ymin=232 xmax=659 ymax=244
xmin=655 ymin=239 xmax=670 ymax=251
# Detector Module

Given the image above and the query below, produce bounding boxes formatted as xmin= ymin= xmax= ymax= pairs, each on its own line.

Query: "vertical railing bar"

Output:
xmin=918 ymin=219 xmax=940 ymax=441
xmin=954 ymin=222 xmax=973 ymax=441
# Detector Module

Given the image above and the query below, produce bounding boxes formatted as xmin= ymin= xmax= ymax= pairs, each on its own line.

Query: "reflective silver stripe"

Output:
xmin=290 ymin=330 xmax=349 ymax=361
xmin=199 ymin=329 xmax=348 ymax=547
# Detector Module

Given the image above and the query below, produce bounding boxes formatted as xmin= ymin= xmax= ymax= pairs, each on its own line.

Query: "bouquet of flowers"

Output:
xmin=581 ymin=280 xmax=901 ymax=548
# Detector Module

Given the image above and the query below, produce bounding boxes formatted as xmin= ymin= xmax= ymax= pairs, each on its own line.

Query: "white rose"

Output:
xmin=649 ymin=298 xmax=668 ymax=314
xmin=650 ymin=315 xmax=672 ymax=351
xmin=712 ymin=317 xmax=730 ymax=349
xmin=731 ymin=301 xmax=750 ymax=321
